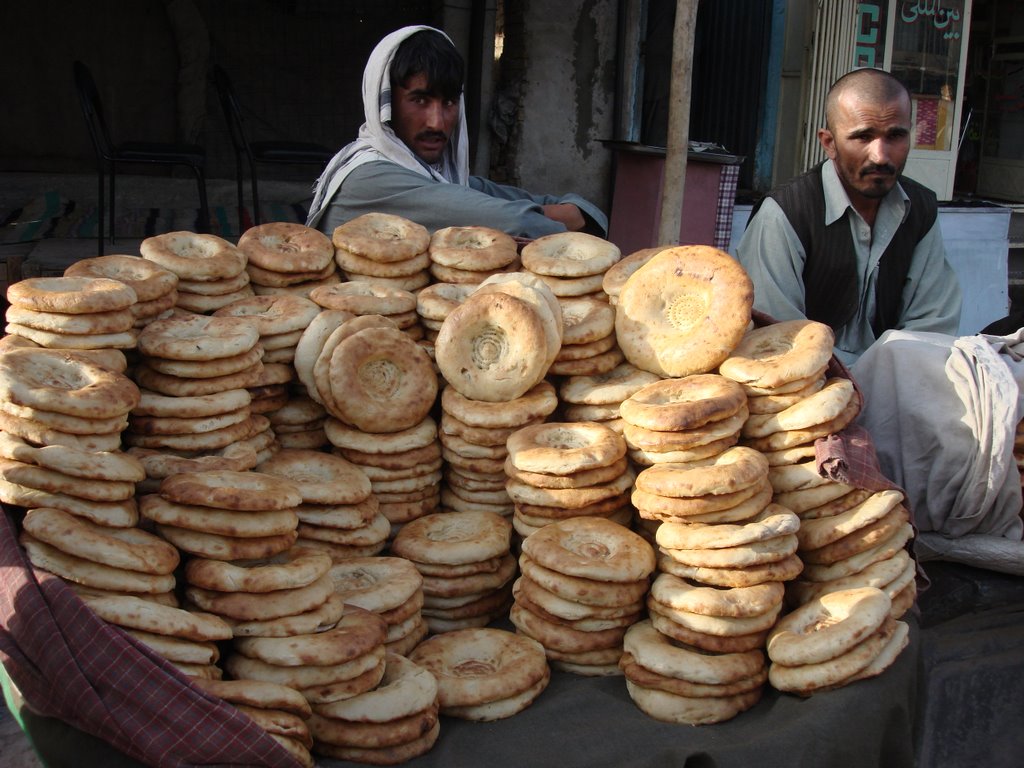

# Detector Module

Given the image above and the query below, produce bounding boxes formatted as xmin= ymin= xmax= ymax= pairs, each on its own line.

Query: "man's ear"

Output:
xmin=817 ymin=128 xmax=837 ymax=160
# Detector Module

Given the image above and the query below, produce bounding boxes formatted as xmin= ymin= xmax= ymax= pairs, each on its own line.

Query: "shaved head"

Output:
xmin=825 ymin=69 xmax=911 ymax=133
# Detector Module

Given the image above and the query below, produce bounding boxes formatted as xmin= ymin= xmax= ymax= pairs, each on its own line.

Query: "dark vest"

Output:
xmin=749 ymin=162 xmax=937 ymax=336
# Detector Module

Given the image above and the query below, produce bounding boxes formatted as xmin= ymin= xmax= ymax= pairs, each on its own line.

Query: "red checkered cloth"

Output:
xmin=713 ymin=164 xmax=741 ymax=250
xmin=0 ymin=509 xmax=300 ymax=768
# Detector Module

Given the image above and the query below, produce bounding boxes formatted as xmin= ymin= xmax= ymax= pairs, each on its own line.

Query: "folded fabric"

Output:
xmin=852 ymin=329 xmax=1024 ymax=543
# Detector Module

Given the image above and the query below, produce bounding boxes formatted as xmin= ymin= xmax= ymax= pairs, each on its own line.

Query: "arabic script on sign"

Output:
xmin=900 ymin=0 xmax=962 ymax=39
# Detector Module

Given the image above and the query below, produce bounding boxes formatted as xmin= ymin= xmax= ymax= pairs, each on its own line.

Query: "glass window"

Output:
xmin=889 ymin=0 xmax=969 ymax=151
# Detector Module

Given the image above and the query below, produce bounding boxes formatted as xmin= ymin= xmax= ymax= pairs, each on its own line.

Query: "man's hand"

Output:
xmin=542 ymin=203 xmax=586 ymax=231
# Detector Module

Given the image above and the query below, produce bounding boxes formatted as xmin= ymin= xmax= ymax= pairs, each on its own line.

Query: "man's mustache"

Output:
xmin=416 ymin=131 xmax=448 ymax=143
xmin=861 ymin=163 xmax=896 ymax=177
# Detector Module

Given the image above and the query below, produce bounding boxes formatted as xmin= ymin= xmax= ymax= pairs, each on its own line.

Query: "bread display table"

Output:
xmin=2 ymin=495 xmax=919 ymax=768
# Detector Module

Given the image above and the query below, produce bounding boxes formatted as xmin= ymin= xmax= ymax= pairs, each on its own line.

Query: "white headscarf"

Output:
xmin=306 ymin=25 xmax=470 ymax=227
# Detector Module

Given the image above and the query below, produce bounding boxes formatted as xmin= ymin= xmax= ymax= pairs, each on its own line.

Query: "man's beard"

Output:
xmin=855 ymin=161 xmax=900 ymax=198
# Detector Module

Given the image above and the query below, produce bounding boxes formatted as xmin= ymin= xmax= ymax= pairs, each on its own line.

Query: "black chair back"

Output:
xmin=212 ymin=64 xmax=251 ymax=161
xmin=73 ymin=61 xmax=114 ymax=164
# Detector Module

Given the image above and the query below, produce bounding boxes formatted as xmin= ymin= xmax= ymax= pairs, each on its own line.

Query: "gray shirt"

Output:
xmin=316 ymin=160 xmax=608 ymax=240
xmin=735 ymin=159 xmax=962 ymax=365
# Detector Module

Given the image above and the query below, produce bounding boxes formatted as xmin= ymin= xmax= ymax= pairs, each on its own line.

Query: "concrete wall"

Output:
xmin=486 ymin=0 xmax=617 ymax=218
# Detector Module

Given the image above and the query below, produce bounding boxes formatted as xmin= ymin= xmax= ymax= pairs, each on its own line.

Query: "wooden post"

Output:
xmin=656 ymin=0 xmax=700 ymax=246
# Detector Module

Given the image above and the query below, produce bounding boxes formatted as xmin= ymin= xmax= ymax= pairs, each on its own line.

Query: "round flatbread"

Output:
xmin=719 ymin=319 xmax=835 ymax=389
xmin=434 ymin=291 xmax=550 ymax=402
xmin=520 ymin=516 xmax=655 ymax=583
xmin=0 ymin=347 xmax=139 ymax=419
xmin=237 ymin=222 xmax=334 ymax=273
xmin=521 ymin=231 xmax=621 ymax=277
xmin=615 ymin=245 xmax=753 ymax=377
xmin=140 ymin=231 xmax=246 ymax=280
xmin=328 ymin=326 xmax=438 ymax=433
xmin=331 ymin=212 xmax=429 ymax=263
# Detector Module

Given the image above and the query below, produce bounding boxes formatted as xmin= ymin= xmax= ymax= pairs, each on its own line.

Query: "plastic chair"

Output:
xmin=213 ymin=64 xmax=334 ymax=232
xmin=73 ymin=61 xmax=209 ymax=255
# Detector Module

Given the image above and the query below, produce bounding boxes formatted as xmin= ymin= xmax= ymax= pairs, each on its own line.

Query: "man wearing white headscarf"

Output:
xmin=306 ymin=25 xmax=607 ymax=238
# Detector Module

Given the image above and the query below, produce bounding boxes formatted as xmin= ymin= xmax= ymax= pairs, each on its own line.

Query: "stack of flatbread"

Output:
xmin=439 ymin=382 xmax=559 ymax=521
xmin=192 ymin=678 xmax=316 ymax=768
xmin=310 ymin=282 xmax=423 ymax=342
xmin=143 ymin=469 xmax=301 ymax=561
xmin=127 ymin=313 xmax=269 ymax=467
xmin=303 ymin=313 xmax=437 ymax=438
xmin=64 ymin=254 xmax=178 ymax=329
xmin=410 ymin=627 xmax=550 ymax=720
xmin=390 ymin=510 xmax=516 ymax=634
xmin=416 ymin=282 xmax=474 ymax=351
xmin=786 ymin=488 xmax=917 ymax=619
xmin=504 ymin=421 xmax=635 ymax=539
xmin=212 ymin=294 xmax=321 ymax=366
xmin=325 ymin=415 xmax=442 ymax=538
xmin=5 ymin=276 xmax=139 ymax=351
xmin=307 ymin=652 xmax=441 ymax=765
xmin=435 ymin=275 xmax=562 ymax=403
xmin=329 ymin=556 xmax=428 ymax=656
xmin=615 ymin=246 xmax=753 ymax=378
xmin=256 ymin=448 xmax=390 ymax=561
xmin=225 ymin=602 xmax=390 ymax=717
xmin=293 ymin=308 xmax=353 ymax=403
xmin=237 ymin=221 xmax=338 ymax=300
xmin=185 ymin=546 xmax=338 ymax=636
xmin=0 ymin=345 xmax=138 ymax=455
xmin=639 ymin=446 xmax=799 ymax=657
xmin=547 ymin=296 xmax=624 ymax=377
xmin=332 ymin=212 xmax=432 ymax=293
xmin=601 ymin=246 xmax=664 ymax=306
xmin=559 ymin=362 xmax=660 ymax=435
xmin=140 ymin=232 xmax=252 ymax=313
xmin=0 ymin=346 xmax=144 ymax=527
xmin=639 ymin=447 xmax=801 ymax=592
xmin=718 ymin=319 xmax=859 ymax=457
xmin=126 ymin=391 xmax=263 ymax=495
xmin=81 ymin=594 xmax=232 ymax=680
xmin=620 ymin=374 xmax=749 ymax=467
xmin=766 ymin=586 xmax=910 ymax=696
xmin=227 ymin=602 xmax=388 ymax=699
xmin=18 ymin=506 xmax=179 ymax=606
xmin=512 ymin=516 xmax=655 ymax=676
xmin=428 ymin=225 xmax=520 ymax=285
xmin=244 ymin=361 xmax=294 ymax=418
xmin=646 ymin=568 xmax=783 ymax=664
xmin=738 ymin=375 xmax=862 ymax=455
xmin=620 ymin=619 xmax=766 ymax=724
xmin=0 ymin=428 xmax=144 ymax=532
xmin=263 ymin=394 xmax=328 ymax=450
xmin=521 ymin=231 xmax=620 ymax=304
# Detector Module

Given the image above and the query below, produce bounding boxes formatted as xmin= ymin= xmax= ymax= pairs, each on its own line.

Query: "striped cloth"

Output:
xmin=0 ymin=509 xmax=300 ymax=768
xmin=713 ymin=164 xmax=740 ymax=251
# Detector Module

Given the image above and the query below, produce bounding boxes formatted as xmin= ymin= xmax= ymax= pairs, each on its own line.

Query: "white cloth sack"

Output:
xmin=852 ymin=329 xmax=1024 ymax=573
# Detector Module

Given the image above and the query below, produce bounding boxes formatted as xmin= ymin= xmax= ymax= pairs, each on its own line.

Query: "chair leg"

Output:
xmin=248 ymin=156 xmax=261 ymax=227
xmin=192 ymin=166 xmax=210 ymax=235
xmin=96 ymin=166 xmax=105 ymax=257
xmin=234 ymin=153 xmax=245 ymax=234
xmin=108 ymin=160 xmax=117 ymax=245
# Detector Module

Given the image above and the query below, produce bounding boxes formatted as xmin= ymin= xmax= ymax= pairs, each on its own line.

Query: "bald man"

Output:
xmin=736 ymin=68 xmax=961 ymax=365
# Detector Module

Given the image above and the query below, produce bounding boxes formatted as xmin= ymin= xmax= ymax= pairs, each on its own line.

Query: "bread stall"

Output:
xmin=0 ymin=221 xmax=936 ymax=767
